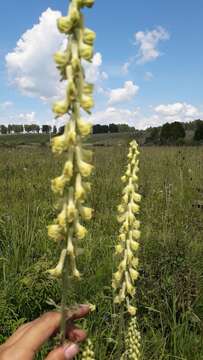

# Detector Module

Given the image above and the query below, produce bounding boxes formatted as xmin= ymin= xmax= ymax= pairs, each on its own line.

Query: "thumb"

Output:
xmin=45 ymin=343 xmax=79 ymax=360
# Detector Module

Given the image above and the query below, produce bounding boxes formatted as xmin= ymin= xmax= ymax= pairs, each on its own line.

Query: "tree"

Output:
xmin=42 ymin=125 xmax=52 ymax=134
xmin=109 ymin=123 xmax=118 ymax=133
xmin=52 ymin=125 xmax=57 ymax=134
xmin=194 ymin=121 xmax=203 ymax=141
xmin=160 ymin=122 xmax=185 ymax=144
xmin=59 ymin=126 xmax=65 ymax=134
xmin=93 ymin=124 xmax=109 ymax=134
xmin=0 ymin=125 xmax=8 ymax=134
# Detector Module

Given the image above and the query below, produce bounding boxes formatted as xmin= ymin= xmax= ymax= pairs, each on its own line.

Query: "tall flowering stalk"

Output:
xmin=47 ymin=0 xmax=95 ymax=343
xmin=112 ymin=140 xmax=141 ymax=359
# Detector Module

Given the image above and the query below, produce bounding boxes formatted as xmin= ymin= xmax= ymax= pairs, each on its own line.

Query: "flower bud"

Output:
xmin=51 ymin=175 xmax=66 ymax=194
xmin=79 ymin=206 xmax=93 ymax=220
xmin=54 ymin=51 xmax=69 ymax=66
xmin=83 ymin=28 xmax=96 ymax=45
xmin=48 ymin=224 xmax=64 ymax=241
xmin=77 ymin=117 xmax=92 ymax=137
xmin=52 ymin=100 xmax=69 ymax=117
xmin=80 ymin=94 xmax=94 ymax=112
xmin=75 ymin=221 xmax=87 ymax=239
xmin=79 ymin=42 xmax=94 ymax=61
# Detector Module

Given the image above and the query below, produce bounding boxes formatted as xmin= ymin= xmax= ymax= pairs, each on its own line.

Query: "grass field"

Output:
xmin=0 ymin=144 xmax=203 ymax=359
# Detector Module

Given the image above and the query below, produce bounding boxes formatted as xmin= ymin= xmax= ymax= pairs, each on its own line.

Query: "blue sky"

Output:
xmin=0 ymin=0 xmax=203 ymax=128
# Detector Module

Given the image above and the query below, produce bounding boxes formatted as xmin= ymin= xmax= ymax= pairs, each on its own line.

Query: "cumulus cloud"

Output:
xmin=6 ymin=8 xmax=106 ymax=102
xmin=134 ymin=26 xmax=169 ymax=64
xmin=108 ymin=81 xmax=139 ymax=105
xmin=154 ymin=102 xmax=200 ymax=121
xmin=90 ymin=107 xmax=140 ymax=126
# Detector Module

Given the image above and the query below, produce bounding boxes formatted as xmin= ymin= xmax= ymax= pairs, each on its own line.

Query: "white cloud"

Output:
xmin=154 ymin=102 xmax=200 ymax=120
xmin=17 ymin=112 xmax=38 ymax=124
xmin=6 ymin=8 xmax=106 ymax=102
xmin=108 ymin=81 xmax=139 ymax=105
xmin=134 ymin=26 xmax=169 ymax=64
xmin=90 ymin=107 xmax=140 ymax=126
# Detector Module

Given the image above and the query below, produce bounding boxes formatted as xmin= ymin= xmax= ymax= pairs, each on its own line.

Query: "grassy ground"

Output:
xmin=0 ymin=145 xmax=203 ymax=359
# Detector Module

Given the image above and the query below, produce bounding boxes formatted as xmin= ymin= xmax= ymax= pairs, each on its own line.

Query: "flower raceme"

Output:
xmin=47 ymin=0 xmax=95 ymax=280
xmin=112 ymin=140 xmax=141 ymax=316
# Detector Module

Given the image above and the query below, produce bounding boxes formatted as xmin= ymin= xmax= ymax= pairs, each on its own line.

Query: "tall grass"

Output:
xmin=0 ymin=145 xmax=202 ymax=359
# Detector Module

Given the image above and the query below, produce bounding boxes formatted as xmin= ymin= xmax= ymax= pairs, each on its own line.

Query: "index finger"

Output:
xmin=17 ymin=305 xmax=90 ymax=354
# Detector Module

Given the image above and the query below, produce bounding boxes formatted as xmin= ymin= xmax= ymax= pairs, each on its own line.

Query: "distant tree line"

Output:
xmin=0 ymin=124 xmax=56 ymax=135
xmin=58 ymin=123 xmax=135 ymax=135
xmin=144 ymin=119 xmax=203 ymax=145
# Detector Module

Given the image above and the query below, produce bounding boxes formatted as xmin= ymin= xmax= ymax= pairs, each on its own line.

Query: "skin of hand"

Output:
xmin=0 ymin=304 xmax=90 ymax=360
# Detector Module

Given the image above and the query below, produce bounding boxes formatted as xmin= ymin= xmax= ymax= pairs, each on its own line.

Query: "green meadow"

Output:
xmin=0 ymin=143 xmax=203 ymax=359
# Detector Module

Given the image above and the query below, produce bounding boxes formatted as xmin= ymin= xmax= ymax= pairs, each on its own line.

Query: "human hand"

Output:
xmin=0 ymin=304 xmax=90 ymax=360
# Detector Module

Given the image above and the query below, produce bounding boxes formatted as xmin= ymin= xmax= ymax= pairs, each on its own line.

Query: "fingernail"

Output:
xmin=64 ymin=343 xmax=79 ymax=359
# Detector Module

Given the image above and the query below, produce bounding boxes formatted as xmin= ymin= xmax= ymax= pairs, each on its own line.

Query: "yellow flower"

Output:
xmin=52 ymin=100 xmax=69 ymax=117
xmin=127 ymin=305 xmax=137 ymax=316
xmin=66 ymin=200 xmax=77 ymax=223
xmin=57 ymin=206 xmax=67 ymax=228
xmin=83 ymin=28 xmax=96 ymax=45
xmin=131 ymin=203 xmax=140 ymax=214
xmin=77 ymin=159 xmax=93 ymax=177
xmin=78 ymin=0 xmax=95 ymax=8
xmin=133 ymin=193 xmax=141 ymax=202
xmin=113 ymin=270 xmax=123 ymax=284
xmin=115 ymin=244 xmax=124 ymax=254
xmin=131 ymin=257 xmax=139 ymax=268
xmin=63 ymin=160 xmax=73 ymax=180
xmin=83 ymin=82 xmax=94 ymax=95
xmin=48 ymin=224 xmax=64 ymax=241
xmin=125 ymin=272 xmax=135 ymax=296
xmin=130 ymin=240 xmax=139 ymax=251
xmin=47 ymin=249 xmax=67 ymax=278
xmin=129 ymin=268 xmax=139 ymax=282
xmin=79 ymin=206 xmax=93 ymax=220
xmin=79 ymin=42 xmax=94 ymax=61
xmin=57 ymin=16 xmax=73 ymax=34
xmin=80 ymin=94 xmax=94 ymax=112
xmin=75 ymin=174 xmax=86 ymax=200
xmin=54 ymin=51 xmax=69 ymax=66
xmin=132 ymin=230 xmax=141 ymax=240
xmin=51 ymin=175 xmax=66 ymax=194
xmin=73 ymin=268 xmax=81 ymax=279
xmin=77 ymin=117 xmax=92 ymax=137
xmin=51 ymin=134 xmax=68 ymax=155
xmin=75 ymin=221 xmax=87 ymax=239
xmin=67 ymin=80 xmax=77 ymax=101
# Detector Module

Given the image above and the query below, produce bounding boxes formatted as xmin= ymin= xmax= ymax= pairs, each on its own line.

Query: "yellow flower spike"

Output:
xmin=121 ymin=317 xmax=141 ymax=360
xmin=52 ymin=100 xmax=69 ymax=117
xmin=51 ymin=175 xmax=67 ymax=195
xmin=83 ymin=28 xmax=96 ymax=45
xmin=81 ymin=339 xmax=95 ymax=360
xmin=112 ymin=140 xmax=141 ymax=339
xmin=76 ymin=117 xmax=92 ymax=137
xmin=48 ymin=0 xmax=95 ymax=346
xmin=48 ymin=224 xmax=64 ymax=242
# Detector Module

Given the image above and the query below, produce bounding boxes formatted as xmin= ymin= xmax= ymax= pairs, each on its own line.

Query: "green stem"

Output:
xmin=60 ymin=252 xmax=69 ymax=344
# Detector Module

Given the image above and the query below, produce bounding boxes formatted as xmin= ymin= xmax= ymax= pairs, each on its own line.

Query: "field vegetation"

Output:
xmin=0 ymin=143 xmax=203 ymax=359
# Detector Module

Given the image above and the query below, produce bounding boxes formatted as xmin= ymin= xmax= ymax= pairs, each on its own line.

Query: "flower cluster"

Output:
xmin=81 ymin=339 xmax=96 ymax=360
xmin=112 ymin=140 xmax=141 ymax=315
xmin=120 ymin=317 xmax=141 ymax=360
xmin=47 ymin=0 xmax=95 ymax=279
